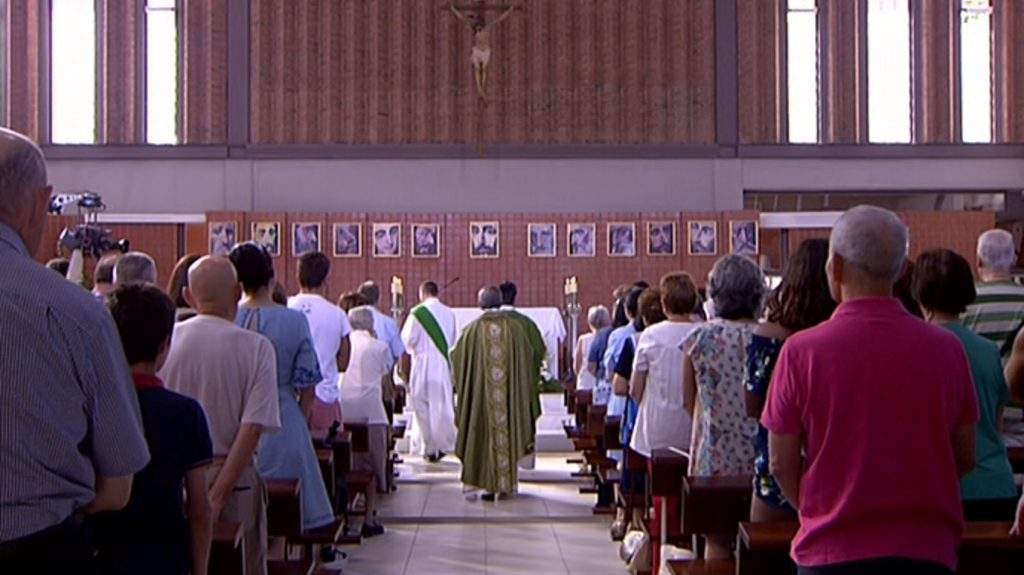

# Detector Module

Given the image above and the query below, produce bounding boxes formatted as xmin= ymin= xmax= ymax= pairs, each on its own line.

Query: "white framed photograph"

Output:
xmin=687 ymin=221 xmax=718 ymax=256
xmin=412 ymin=223 xmax=441 ymax=258
xmin=729 ymin=220 xmax=759 ymax=256
xmin=251 ymin=221 xmax=281 ymax=257
xmin=470 ymin=221 xmax=500 ymax=259
xmin=333 ymin=223 xmax=362 ymax=258
xmin=567 ymin=223 xmax=596 ymax=258
xmin=528 ymin=223 xmax=557 ymax=258
xmin=647 ymin=221 xmax=677 ymax=256
xmin=371 ymin=223 xmax=402 ymax=258
xmin=607 ymin=222 xmax=636 ymax=257
xmin=292 ymin=222 xmax=321 ymax=257
xmin=208 ymin=221 xmax=236 ymax=256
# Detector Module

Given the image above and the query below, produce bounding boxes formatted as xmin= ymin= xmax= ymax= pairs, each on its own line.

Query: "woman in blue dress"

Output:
xmin=745 ymin=238 xmax=835 ymax=522
xmin=229 ymin=243 xmax=345 ymax=567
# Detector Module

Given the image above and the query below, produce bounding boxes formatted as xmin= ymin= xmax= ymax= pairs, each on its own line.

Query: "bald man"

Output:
xmin=764 ymin=206 xmax=977 ymax=575
xmin=159 ymin=256 xmax=280 ymax=575
xmin=0 ymin=129 xmax=150 ymax=572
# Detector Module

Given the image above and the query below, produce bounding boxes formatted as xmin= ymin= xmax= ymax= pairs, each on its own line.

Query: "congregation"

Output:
xmin=2 ymin=119 xmax=1024 ymax=575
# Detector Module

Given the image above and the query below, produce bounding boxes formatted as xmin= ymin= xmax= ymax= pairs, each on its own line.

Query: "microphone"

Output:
xmin=442 ymin=277 xmax=461 ymax=292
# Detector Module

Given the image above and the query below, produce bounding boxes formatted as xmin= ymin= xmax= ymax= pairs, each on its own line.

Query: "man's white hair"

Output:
xmin=829 ymin=205 xmax=908 ymax=283
xmin=113 ymin=251 xmax=158 ymax=285
xmin=348 ymin=306 xmax=375 ymax=332
xmin=977 ymin=229 xmax=1017 ymax=273
xmin=587 ymin=305 xmax=610 ymax=329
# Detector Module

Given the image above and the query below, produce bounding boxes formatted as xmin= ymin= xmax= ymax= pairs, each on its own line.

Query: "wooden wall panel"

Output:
xmin=995 ymin=0 xmax=1024 ymax=143
xmin=249 ymin=0 xmax=716 ymax=145
xmin=99 ymin=0 xmax=138 ymax=144
xmin=820 ymin=0 xmax=866 ymax=143
xmin=6 ymin=0 xmax=43 ymax=142
xmin=911 ymin=0 xmax=957 ymax=143
xmin=738 ymin=0 xmax=784 ymax=144
xmin=182 ymin=0 xmax=228 ymax=143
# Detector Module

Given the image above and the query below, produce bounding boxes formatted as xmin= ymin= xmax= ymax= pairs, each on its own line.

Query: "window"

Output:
xmin=960 ymin=0 xmax=992 ymax=143
xmin=867 ymin=0 xmax=911 ymax=143
xmin=51 ymin=0 xmax=97 ymax=144
xmin=786 ymin=0 xmax=819 ymax=143
xmin=146 ymin=0 xmax=178 ymax=144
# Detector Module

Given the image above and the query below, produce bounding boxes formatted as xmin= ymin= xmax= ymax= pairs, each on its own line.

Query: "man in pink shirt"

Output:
xmin=763 ymin=205 xmax=979 ymax=575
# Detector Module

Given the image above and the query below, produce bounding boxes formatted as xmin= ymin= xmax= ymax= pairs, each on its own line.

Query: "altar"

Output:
xmin=450 ymin=307 xmax=568 ymax=379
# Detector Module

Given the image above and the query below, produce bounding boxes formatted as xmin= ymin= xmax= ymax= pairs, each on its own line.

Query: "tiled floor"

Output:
xmin=345 ymin=452 xmax=625 ymax=575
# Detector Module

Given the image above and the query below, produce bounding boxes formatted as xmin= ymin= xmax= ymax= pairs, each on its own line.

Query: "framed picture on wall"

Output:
xmin=648 ymin=221 xmax=677 ymax=256
xmin=412 ymin=223 xmax=441 ymax=258
xmin=371 ymin=223 xmax=402 ymax=258
xmin=607 ymin=222 xmax=637 ymax=257
xmin=729 ymin=220 xmax=759 ymax=256
xmin=333 ymin=223 xmax=362 ymax=258
xmin=687 ymin=221 xmax=717 ymax=256
xmin=208 ymin=221 xmax=236 ymax=256
xmin=567 ymin=223 xmax=597 ymax=258
xmin=528 ymin=223 xmax=557 ymax=258
xmin=292 ymin=222 xmax=321 ymax=257
xmin=470 ymin=221 xmax=500 ymax=259
xmin=251 ymin=221 xmax=281 ymax=257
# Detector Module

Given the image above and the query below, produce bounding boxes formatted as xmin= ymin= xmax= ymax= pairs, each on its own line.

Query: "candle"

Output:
xmin=391 ymin=276 xmax=403 ymax=296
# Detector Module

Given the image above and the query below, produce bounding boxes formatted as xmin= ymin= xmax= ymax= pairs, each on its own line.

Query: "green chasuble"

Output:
xmin=504 ymin=310 xmax=547 ymax=383
xmin=453 ymin=311 xmax=543 ymax=494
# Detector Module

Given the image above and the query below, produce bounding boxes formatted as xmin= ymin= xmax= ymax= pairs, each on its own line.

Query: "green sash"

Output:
xmin=413 ymin=305 xmax=450 ymax=365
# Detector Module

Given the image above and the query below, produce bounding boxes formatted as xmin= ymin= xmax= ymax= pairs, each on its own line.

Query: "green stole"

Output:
xmin=412 ymin=305 xmax=450 ymax=365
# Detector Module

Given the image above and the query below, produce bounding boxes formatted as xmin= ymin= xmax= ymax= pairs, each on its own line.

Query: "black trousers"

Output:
xmin=798 ymin=557 xmax=953 ymax=575
xmin=962 ymin=496 xmax=1020 ymax=521
xmin=0 ymin=514 xmax=97 ymax=574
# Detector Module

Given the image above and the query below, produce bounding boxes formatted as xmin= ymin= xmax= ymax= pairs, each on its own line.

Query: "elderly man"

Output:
xmin=400 ymin=281 xmax=458 ymax=463
xmin=338 ymin=307 xmax=389 ymax=536
xmin=764 ymin=206 xmax=978 ymax=575
xmin=0 ymin=129 xmax=150 ymax=572
xmin=92 ymin=253 xmax=121 ymax=301
xmin=962 ymin=229 xmax=1024 ymax=357
xmin=114 ymin=251 xmax=158 ymax=286
xmin=159 ymin=257 xmax=280 ymax=575
xmin=453 ymin=287 xmax=543 ymax=501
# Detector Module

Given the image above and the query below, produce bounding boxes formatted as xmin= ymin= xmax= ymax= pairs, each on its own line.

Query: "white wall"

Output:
xmin=45 ymin=157 xmax=1024 ymax=215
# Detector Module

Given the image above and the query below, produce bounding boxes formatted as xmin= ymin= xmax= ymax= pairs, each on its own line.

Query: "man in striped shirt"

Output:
xmin=962 ymin=229 xmax=1024 ymax=357
xmin=0 ymin=129 xmax=150 ymax=571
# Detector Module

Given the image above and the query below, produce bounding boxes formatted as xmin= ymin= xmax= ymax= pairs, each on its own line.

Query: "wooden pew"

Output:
xmin=265 ymin=478 xmax=355 ymax=567
xmin=680 ymin=475 xmax=752 ymax=541
xmin=1008 ymin=446 xmax=1024 ymax=473
xmin=210 ymin=520 xmax=245 ymax=575
xmin=343 ymin=420 xmax=377 ymax=514
xmin=666 ymin=559 xmax=735 ymax=575
xmin=736 ymin=521 xmax=1024 ymax=575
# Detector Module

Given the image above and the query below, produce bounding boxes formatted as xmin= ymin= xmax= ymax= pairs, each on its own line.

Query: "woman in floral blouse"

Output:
xmin=682 ymin=254 xmax=767 ymax=558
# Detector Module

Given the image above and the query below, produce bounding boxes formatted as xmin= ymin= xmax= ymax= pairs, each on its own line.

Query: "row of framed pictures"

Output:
xmin=208 ymin=220 xmax=760 ymax=259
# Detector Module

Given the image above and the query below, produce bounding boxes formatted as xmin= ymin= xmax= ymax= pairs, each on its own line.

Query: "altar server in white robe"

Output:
xmin=400 ymin=281 xmax=458 ymax=462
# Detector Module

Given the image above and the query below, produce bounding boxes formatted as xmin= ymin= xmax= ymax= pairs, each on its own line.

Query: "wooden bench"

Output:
xmin=737 ymin=521 xmax=1024 ymax=575
xmin=210 ymin=520 xmax=245 ymax=575
xmin=265 ymin=478 xmax=357 ymax=564
xmin=1008 ymin=446 xmax=1024 ymax=474
xmin=680 ymin=475 xmax=752 ymax=540
xmin=666 ymin=559 xmax=736 ymax=575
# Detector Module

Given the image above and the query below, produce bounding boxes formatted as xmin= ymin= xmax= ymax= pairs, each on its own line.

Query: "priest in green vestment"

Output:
xmin=453 ymin=287 xmax=543 ymax=498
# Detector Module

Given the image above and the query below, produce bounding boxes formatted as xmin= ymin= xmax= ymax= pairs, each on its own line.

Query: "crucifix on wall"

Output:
xmin=447 ymin=1 xmax=522 ymax=104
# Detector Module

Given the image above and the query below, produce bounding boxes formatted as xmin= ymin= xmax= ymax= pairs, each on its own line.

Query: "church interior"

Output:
xmin=3 ymin=0 xmax=1024 ymax=574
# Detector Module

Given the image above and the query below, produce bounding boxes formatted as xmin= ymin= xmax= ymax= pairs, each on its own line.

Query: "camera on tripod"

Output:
xmin=48 ymin=191 xmax=130 ymax=258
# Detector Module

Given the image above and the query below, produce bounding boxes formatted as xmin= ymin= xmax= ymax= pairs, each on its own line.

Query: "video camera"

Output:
xmin=48 ymin=191 xmax=130 ymax=258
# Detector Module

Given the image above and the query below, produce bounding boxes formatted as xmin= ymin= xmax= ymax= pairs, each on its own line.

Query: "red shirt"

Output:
xmin=762 ymin=298 xmax=978 ymax=570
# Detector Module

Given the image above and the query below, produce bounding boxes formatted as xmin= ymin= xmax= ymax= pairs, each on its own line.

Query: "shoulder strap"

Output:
xmin=412 ymin=305 xmax=450 ymax=364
